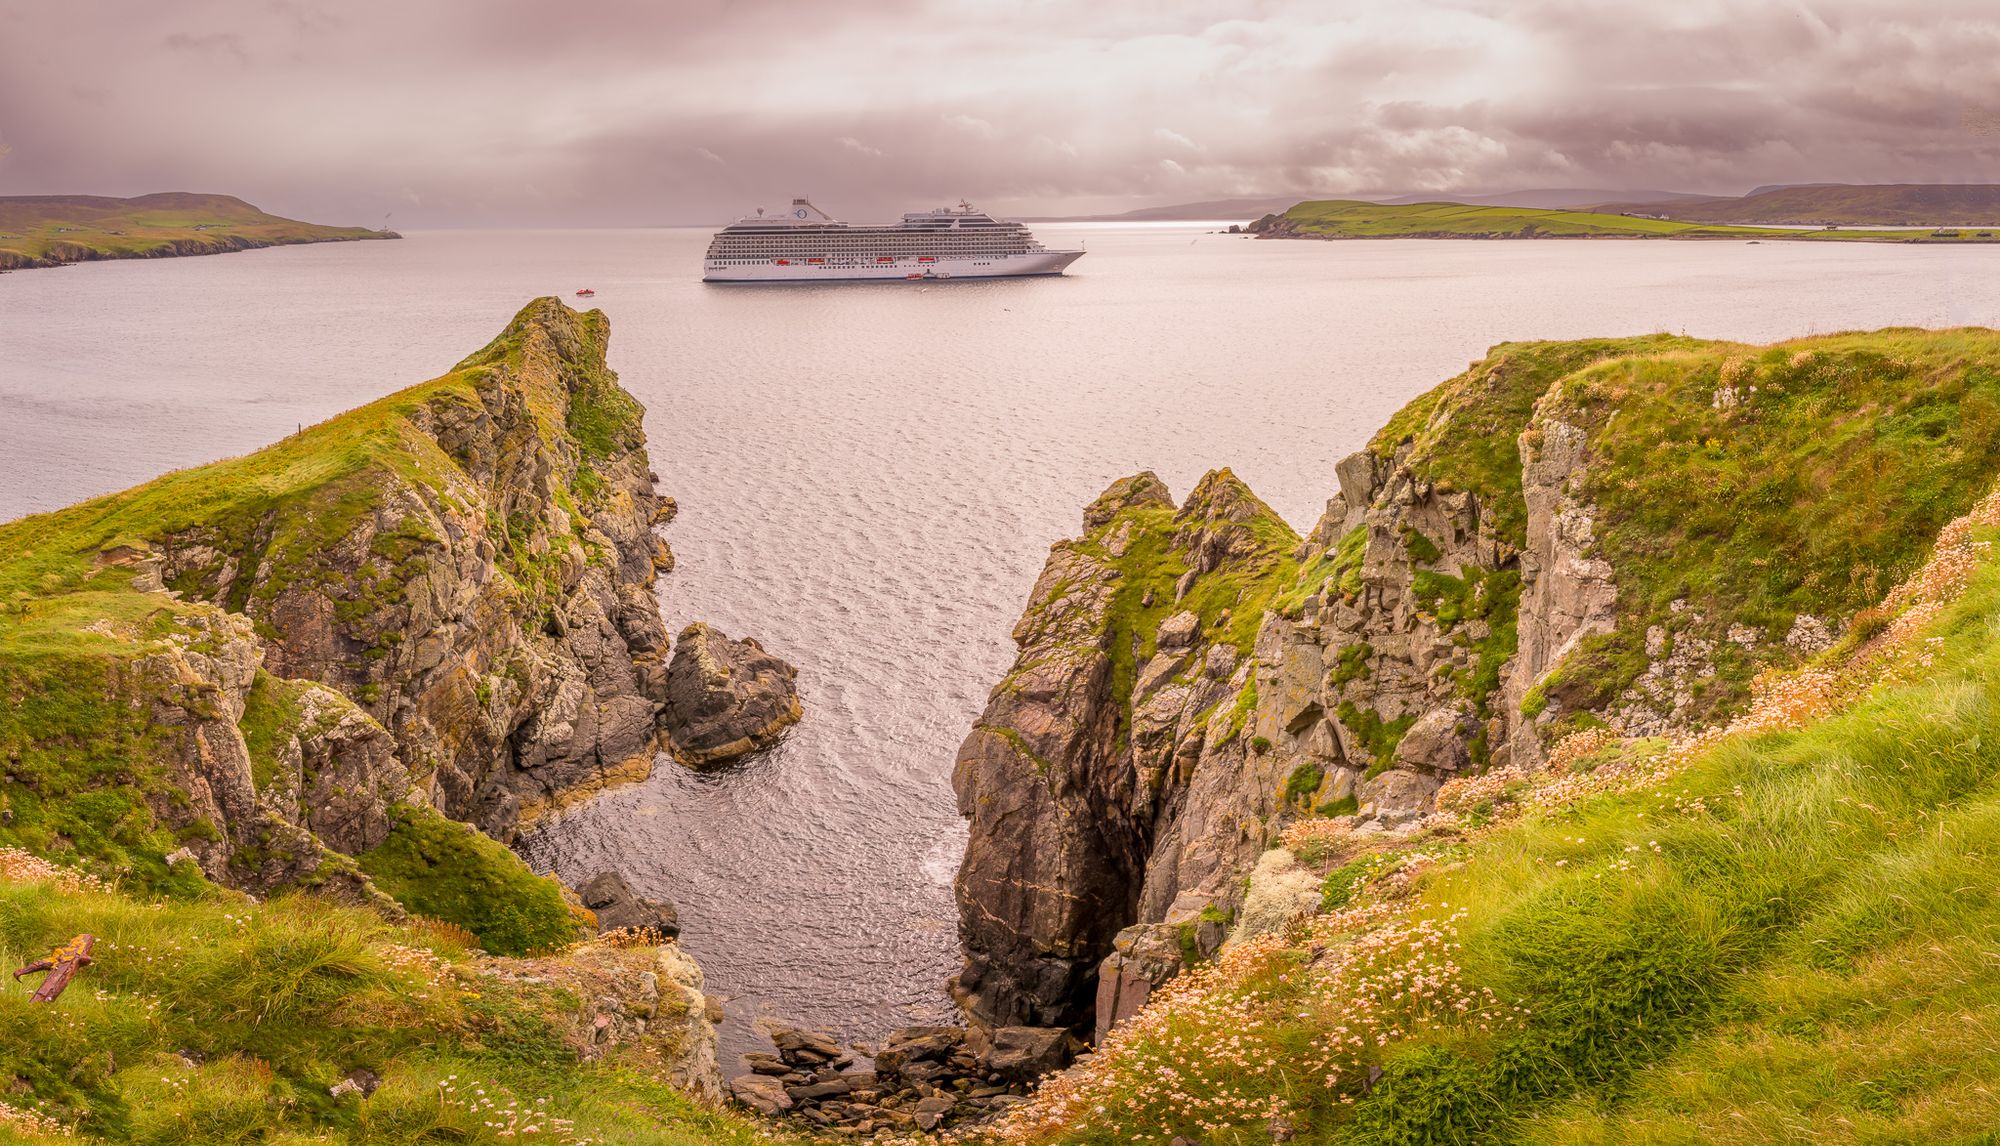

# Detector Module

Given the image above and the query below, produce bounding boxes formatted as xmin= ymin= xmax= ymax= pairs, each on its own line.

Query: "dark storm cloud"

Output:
xmin=1 ymin=0 xmax=1997 ymax=225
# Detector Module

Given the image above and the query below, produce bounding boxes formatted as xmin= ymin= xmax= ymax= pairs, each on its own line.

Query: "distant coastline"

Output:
xmin=0 ymin=192 xmax=398 ymax=270
xmin=1598 ymin=182 xmax=2000 ymax=227
xmin=1250 ymin=198 xmax=2000 ymax=242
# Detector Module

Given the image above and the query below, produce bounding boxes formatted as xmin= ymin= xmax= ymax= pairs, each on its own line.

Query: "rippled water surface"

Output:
xmin=4 ymin=226 xmax=1996 ymax=1061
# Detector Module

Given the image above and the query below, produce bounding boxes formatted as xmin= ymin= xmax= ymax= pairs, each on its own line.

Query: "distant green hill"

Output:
xmin=1251 ymin=198 xmax=1997 ymax=242
xmin=0 ymin=192 xmax=397 ymax=269
xmin=1598 ymin=183 xmax=2000 ymax=226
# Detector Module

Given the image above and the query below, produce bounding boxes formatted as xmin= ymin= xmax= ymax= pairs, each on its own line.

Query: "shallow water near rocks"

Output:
xmin=3 ymin=225 xmax=1996 ymax=1063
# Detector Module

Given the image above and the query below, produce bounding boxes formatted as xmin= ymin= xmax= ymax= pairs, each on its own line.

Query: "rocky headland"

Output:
xmin=0 ymin=192 xmax=397 ymax=270
xmin=952 ymin=327 xmax=2000 ymax=1069
xmin=0 ymin=296 xmax=813 ymax=900
xmin=1 ymin=296 xmax=691 ymax=882
xmin=0 ymin=297 xmax=826 ymax=1142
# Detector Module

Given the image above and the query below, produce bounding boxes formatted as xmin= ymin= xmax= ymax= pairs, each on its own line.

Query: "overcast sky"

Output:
xmin=3 ymin=0 xmax=1998 ymax=226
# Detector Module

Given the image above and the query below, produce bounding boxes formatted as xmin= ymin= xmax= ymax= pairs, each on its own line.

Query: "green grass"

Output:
xmin=1260 ymin=199 xmax=1994 ymax=243
xmin=1330 ymin=642 xmax=1372 ymax=688
xmin=0 ymin=595 xmax=225 ymax=895
xmin=1005 ymin=498 xmax=2000 ymax=1146
xmin=1336 ymin=701 xmax=1417 ymax=778
xmin=1554 ymin=330 xmax=2000 ymax=722
xmin=1365 ymin=330 xmax=2000 ymax=727
xmin=357 ymin=806 xmax=580 ymax=958
xmin=1399 ymin=525 xmax=1443 ymax=565
xmin=0 ymin=297 xmax=616 ymax=620
xmin=1372 ymin=335 xmax=1702 ymax=550
xmin=0 ymin=193 xmax=394 ymax=269
xmin=0 ymin=872 xmax=785 ymax=1144
xmin=1282 ymin=762 xmax=1324 ymax=806
xmin=1274 ymin=526 xmax=1367 ymax=619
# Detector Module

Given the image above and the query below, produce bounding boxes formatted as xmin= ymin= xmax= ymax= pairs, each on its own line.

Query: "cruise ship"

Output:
xmin=702 ymin=199 xmax=1084 ymax=283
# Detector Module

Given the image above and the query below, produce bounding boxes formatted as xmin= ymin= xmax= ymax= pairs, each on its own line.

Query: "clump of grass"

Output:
xmin=0 ymin=863 xmax=785 ymax=1145
xmin=1336 ymin=702 xmax=1416 ymax=778
xmin=1317 ymin=794 xmax=1360 ymax=818
xmin=1399 ymin=525 xmax=1443 ymax=565
xmin=1281 ymin=762 xmax=1323 ymax=805
xmin=357 ymin=806 xmax=579 ymax=957
xmin=1330 ymin=642 xmax=1373 ymax=687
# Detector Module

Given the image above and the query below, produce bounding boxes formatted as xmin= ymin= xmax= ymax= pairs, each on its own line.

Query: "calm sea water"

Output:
xmin=3 ymin=227 xmax=1996 ymax=1061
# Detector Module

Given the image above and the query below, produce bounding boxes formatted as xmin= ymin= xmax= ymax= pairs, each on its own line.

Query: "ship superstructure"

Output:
xmin=703 ymin=199 xmax=1083 ymax=282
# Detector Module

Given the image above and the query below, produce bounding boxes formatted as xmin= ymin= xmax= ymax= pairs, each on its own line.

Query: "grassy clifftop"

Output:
xmin=0 ymin=296 xmax=637 ymax=626
xmin=1253 ymin=199 xmax=1994 ymax=242
xmin=0 ymin=193 xmax=396 ymax=269
xmin=1363 ymin=329 xmax=2000 ymax=729
xmin=0 ymin=852 xmax=780 ymax=1144
xmin=0 ymin=298 xmax=646 ymax=915
xmin=984 ymin=342 xmax=2000 ymax=1143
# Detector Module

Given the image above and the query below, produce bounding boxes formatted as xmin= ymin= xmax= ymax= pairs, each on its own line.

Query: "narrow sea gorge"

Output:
xmin=4 ymin=223 xmax=1997 ymax=1065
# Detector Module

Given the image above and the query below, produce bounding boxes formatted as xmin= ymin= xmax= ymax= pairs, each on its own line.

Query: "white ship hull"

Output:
xmin=703 ymin=249 xmax=1082 ymax=283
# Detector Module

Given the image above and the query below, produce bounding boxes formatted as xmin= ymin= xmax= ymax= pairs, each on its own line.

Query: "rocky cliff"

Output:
xmin=956 ymin=329 xmax=2000 ymax=1043
xmin=952 ymin=470 xmax=1300 ymax=1032
xmin=161 ymin=297 xmax=680 ymax=837
xmin=0 ymin=297 xmax=737 ymax=1110
xmin=0 ymin=297 xmax=716 ymax=896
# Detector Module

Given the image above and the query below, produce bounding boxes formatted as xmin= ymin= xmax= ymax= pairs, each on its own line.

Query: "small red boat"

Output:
xmin=574 ymin=288 xmax=596 ymax=297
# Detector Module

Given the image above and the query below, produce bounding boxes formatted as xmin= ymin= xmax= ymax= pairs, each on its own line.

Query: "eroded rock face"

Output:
xmin=950 ymin=408 xmax=1706 ymax=1046
xmin=952 ymin=470 xmax=1300 ymax=1033
xmin=153 ymin=298 xmax=680 ymax=840
xmin=132 ymin=609 xmax=387 ymax=901
xmin=954 ymin=338 xmax=2000 ymax=1065
xmin=482 ymin=938 xmax=722 ymax=1103
xmin=250 ymin=677 xmax=410 ymax=857
xmin=661 ymin=622 xmax=803 ymax=766
xmin=953 ymin=446 xmax=1610 ymax=1047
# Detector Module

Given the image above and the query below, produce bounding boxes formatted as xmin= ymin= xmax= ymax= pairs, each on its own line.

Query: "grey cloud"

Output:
xmin=0 ymin=0 xmax=1996 ymax=225
xmin=162 ymin=31 xmax=251 ymax=63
